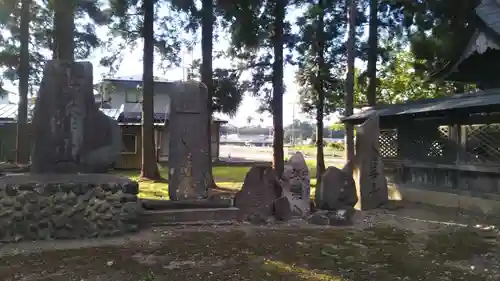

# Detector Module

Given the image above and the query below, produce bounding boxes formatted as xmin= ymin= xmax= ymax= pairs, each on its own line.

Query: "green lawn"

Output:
xmin=115 ymin=164 xmax=321 ymax=200
xmin=288 ymin=145 xmax=344 ymax=157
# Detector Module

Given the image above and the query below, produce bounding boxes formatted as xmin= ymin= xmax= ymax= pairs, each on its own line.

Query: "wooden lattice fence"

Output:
xmin=465 ymin=123 xmax=500 ymax=164
xmin=379 ymin=129 xmax=398 ymax=158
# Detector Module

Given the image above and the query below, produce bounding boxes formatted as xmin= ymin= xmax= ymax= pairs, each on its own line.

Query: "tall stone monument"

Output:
xmin=353 ymin=114 xmax=388 ymax=210
xmin=0 ymin=61 xmax=140 ymax=242
xmin=168 ymin=81 xmax=210 ymax=200
xmin=31 ymin=61 xmax=122 ymax=173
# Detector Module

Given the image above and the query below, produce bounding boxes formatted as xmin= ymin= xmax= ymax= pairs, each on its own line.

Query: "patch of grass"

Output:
xmin=0 ymin=227 xmax=494 ymax=281
xmin=116 ymin=164 xmax=324 ymax=200
xmin=425 ymin=228 xmax=493 ymax=260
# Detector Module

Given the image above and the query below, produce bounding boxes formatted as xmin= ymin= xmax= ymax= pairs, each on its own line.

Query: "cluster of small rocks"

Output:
xmin=0 ymin=174 xmax=140 ymax=242
xmin=234 ymin=151 xmax=364 ymax=226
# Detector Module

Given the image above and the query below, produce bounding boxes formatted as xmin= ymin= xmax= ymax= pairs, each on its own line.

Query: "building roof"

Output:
xmin=102 ymin=75 xmax=172 ymax=84
xmin=0 ymin=104 xmax=227 ymax=124
xmin=476 ymin=0 xmax=500 ymax=36
xmin=342 ymin=88 xmax=500 ymax=123
xmin=430 ymin=0 xmax=500 ymax=83
xmin=0 ymin=103 xmax=22 ymax=120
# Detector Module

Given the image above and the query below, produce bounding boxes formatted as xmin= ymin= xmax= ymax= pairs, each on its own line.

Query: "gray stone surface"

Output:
xmin=168 ymin=81 xmax=210 ymax=200
xmin=282 ymin=152 xmax=310 ymax=216
xmin=353 ymin=114 xmax=389 ymax=210
xmin=274 ymin=195 xmax=293 ymax=221
xmin=31 ymin=61 xmax=121 ymax=174
xmin=307 ymin=208 xmax=356 ymax=226
xmin=234 ymin=165 xmax=280 ymax=221
xmin=0 ymin=174 xmax=140 ymax=242
xmin=315 ymin=166 xmax=358 ymax=210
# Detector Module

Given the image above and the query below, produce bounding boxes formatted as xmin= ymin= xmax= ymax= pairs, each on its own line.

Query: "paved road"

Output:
xmin=219 ymin=145 xmax=345 ymax=165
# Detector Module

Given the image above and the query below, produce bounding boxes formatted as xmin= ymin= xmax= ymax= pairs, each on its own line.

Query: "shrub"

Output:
xmin=329 ymin=142 xmax=345 ymax=151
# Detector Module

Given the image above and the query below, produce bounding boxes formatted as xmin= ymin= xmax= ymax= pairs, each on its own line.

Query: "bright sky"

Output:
xmin=87 ymin=6 xmax=317 ymax=128
xmin=4 ymin=5 xmax=360 ymax=127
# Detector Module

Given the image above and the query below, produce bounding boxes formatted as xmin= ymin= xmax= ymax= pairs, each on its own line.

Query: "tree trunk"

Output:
xmin=140 ymin=0 xmax=161 ymax=180
xmin=344 ymin=0 xmax=357 ymax=174
xmin=53 ymin=0 xmax=75 ymax=60
xmin=201 ymin=0 xmax=217 ymax=189
xmin=315 ymin=0 xmax=326 ymax=186
xmin=272 ymin=0 xmax=286 ymax=178
xmin=16 ymin=0 xmax=31 ymax=165
xmin=366 ymin=0 xmax=378 ymax=106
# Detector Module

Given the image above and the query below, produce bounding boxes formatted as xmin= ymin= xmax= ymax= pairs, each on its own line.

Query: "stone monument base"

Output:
xmin=0 ymin=173 xmax=140 ymax=242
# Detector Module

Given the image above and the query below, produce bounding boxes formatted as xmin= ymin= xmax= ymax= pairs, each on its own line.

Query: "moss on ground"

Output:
xmin=0 ymin=226 xmax=496 ymax=281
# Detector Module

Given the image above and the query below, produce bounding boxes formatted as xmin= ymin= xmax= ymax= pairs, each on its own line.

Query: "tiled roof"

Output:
xmin=0 ymin=103 xmax=227 ymax=123
xmin=342 ymin=88 xmax=500 ymax=123
xmin=0 ymin=104 xmax=123 ymax=121
xmin=0 ymin=103 xmax=21 ymax=120
xmin=102 ymin=75 xmax=171 ymax=84
xmin=100 ymin=108 xmax=123 ymax=120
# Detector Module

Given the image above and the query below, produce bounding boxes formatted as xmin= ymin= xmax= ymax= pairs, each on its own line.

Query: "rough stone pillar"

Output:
xmin=168 ymin=81 xmax=210 ymax=200
xmin=353 ymin=114 xmax=389 ymax=210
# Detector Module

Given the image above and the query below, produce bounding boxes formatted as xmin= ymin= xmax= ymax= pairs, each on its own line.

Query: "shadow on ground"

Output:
xmin=0 ymin=219 xmax=498 ymax=281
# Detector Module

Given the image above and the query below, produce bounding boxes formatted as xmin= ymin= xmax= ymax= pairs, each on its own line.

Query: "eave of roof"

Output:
xmin=342 ymin=88 xmax=500 ymax=122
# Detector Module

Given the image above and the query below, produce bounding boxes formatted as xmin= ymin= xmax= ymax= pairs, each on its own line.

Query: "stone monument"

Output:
xmin=315 ymin=165 xmax=357 ymax=210
xmin=0 ymin=61 xmax=140 ymax=242
xmin=31 ymin=61 xmax=122 ymax=173
xmin=234 ymin=165 xmax=281 ymax=223
xmin=309 ymin=164 xmax=358 ymax=226
xmin=167 ymin=81 xmax=211 ymax=200
xmin=353 ymin=114 xmax=388 ymax=210
xmin=281 ymin=152 xmax=311 ymax=216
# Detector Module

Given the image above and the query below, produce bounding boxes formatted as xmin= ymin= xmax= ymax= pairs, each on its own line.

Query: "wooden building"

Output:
xmin=342 ymin=0 xmax=500 ymax=213
xmin=100 ymin=109 xmax=227 ymax=170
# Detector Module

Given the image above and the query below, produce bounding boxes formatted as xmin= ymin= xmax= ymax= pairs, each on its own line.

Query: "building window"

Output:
xmin=125 ymin=90 xmax=141 ymax=103
xmin=122 ymin=134 xmax=137 ymax=154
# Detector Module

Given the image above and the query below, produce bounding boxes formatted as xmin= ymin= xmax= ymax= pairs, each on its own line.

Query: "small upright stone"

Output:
xmin=282 ymin=152 xmax=311 ymax=216
xmin=353 ymin=114 xmax=389 ymax=210
xmin=234 ymin=165 xmax=280 ymax=221
xmin=316 ymin=166 xmax=358 ymax=210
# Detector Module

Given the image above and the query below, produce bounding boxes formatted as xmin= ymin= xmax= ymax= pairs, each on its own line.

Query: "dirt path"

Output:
xmin=1 ymin=203 xmax=499 ymax=281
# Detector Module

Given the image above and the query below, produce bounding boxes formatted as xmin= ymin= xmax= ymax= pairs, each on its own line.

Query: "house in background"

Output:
xmin=97 ymin=76 xmax=227 ymax=168
xmin=0 ymin=90 xmax=20 ymax=105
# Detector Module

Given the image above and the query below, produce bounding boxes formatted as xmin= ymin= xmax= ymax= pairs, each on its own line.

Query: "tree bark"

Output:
xmin=53 ymin=0 xmax=75 ymax=60
xmin=140 ymin=0 xmax=161 ymax=180
xmin=344 ymin=0 xmax=357 ymax=174
xmin=201 ymin=0 xmax=217 ymax=189
xmin=366 ymin=0 xmax=378 ymax=106
xmin=315 ymin=0 xmax=326 ymax=186
xmin=16 ymin=0 xmax=31 ymax=165
xmin=272 ymin=0 xmax=286 ymax=178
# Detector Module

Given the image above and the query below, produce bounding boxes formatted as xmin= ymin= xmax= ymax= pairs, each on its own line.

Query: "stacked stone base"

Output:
xmin=0 ymin=173 xmax=140 ymax=242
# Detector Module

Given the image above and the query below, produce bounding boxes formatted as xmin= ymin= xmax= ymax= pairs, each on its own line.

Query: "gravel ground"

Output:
xmin=0 ymin=203 xmax=499 ymax=281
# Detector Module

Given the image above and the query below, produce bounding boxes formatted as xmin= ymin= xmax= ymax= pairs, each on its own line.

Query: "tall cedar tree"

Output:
xmin=16 ymin=0 xmax=31 ymax=164
xmin=314 ymin=0 xmax=326 ymax=185
xmin=344 ymin=0 xmax=356 ymax=173
xmin=53 ymin=0 xmax=75 ymax=60
xmin=140 ymin=0 xmax=161 ymax=179
xmin=272 ymin=0 xmax=286 ymax=178
xmin=366 ymin=0 xmax=377 ymax=106
xmin=200 ymin=0 xmax=217 ymax=188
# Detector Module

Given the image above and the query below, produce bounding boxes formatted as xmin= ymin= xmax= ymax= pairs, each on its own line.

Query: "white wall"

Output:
xmin=105 ymin=88 xmax=171 ymax=114
xmin=0 ymin=94 xmax=12 ymax=104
